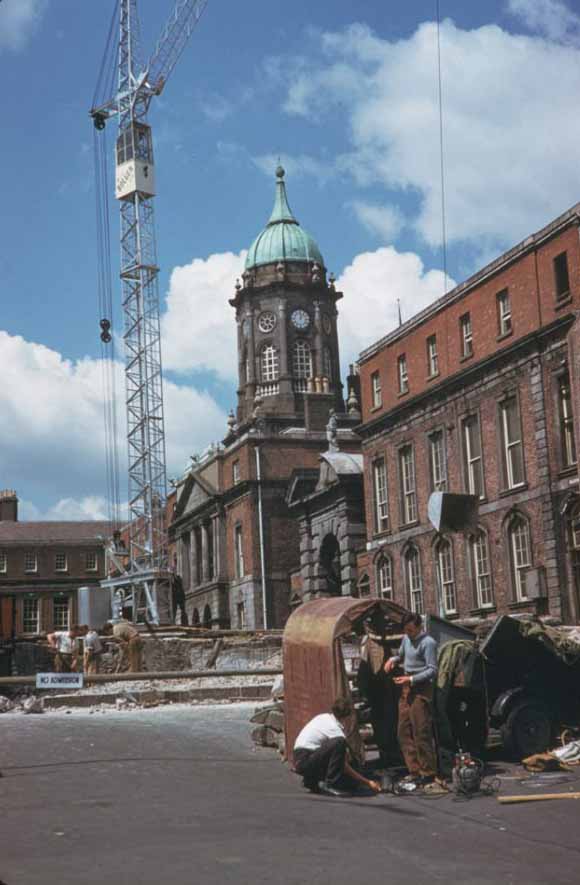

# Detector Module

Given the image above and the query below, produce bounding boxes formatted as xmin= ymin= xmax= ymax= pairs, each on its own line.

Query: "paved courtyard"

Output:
xmin=1 ymin=702 xmax=580 ymax=885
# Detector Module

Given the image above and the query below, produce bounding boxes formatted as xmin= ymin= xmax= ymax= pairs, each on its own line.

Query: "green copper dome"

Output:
xmin=245 ymin=166 xmax=324 ymax=271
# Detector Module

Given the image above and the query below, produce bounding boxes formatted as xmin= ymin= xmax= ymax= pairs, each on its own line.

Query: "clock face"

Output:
xmin=258 ymin=311 xmax=276 ymax=333
xmin=291 ymin=308 xmax=310 ymax=330
xmin=322 ymin=313 xmax=332 ymax=335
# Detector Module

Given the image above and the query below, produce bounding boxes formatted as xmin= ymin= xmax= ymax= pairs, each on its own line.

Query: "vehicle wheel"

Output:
xmin=500 ymin=702 xmax=552 ymax=759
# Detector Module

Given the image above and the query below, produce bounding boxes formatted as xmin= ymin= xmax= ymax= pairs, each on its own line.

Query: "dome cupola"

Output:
xmin=244 ymin=166 xmax=324 ymax=272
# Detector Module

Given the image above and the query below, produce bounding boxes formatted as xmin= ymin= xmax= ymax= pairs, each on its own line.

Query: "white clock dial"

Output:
xmin=258 ymin=311 xmax=276 ymax=333
xmin=291 ymin=309 xmax=310 ymax=330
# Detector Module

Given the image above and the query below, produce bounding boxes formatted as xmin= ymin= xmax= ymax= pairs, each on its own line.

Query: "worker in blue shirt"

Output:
xmin=385 ymin=612 xmax=439 ymax=785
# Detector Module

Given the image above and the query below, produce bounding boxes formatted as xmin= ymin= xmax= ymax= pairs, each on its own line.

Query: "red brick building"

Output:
xmin=357 ymin=204 xmax=580 ymax=624
xmin=0 ymin=491 xmax=109 ymax=638
xmin=169 ymin=168 xmax=361 ymax=628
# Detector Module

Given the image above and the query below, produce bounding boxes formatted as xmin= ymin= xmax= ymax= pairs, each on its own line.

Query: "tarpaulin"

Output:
xmin=283 ymin=597 xmax=406 ymax=767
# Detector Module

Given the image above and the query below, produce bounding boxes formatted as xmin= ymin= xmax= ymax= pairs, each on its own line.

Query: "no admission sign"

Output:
xmin=36 ymin=673 xmax=84 ymax=689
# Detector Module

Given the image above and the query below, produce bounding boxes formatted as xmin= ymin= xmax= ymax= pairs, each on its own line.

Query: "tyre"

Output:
xmin=500 ymin=702 xmax=553 ymax=759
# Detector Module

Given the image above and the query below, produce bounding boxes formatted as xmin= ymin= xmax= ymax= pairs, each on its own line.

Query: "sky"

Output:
xmin=2 ymin=0 xmax=580 ymax=520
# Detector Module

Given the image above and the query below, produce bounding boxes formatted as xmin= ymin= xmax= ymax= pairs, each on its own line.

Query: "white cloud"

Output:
xmin=507 ymin=0 xmax=580 ymax=44
xmin=0 ymin=0 xmax=46 ymax=52
xmin=161 ymin=250 xmax=245 ymax=381
xmin=272 ymin=19 xmax=580 ymax=252
xmin=336 ymin=247 xmax=453 ymax=370
xmin=0 ymin=330 xmax=226 ymax=513
xmin=19 ymin=496 xmax=113 ymax=522
xmin=350 ymin=201 xmax=404 ymax=241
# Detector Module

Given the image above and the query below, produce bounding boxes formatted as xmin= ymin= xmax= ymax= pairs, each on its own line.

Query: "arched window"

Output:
xmin=191 ymin=608 xmax=200 ymax=626
xmin=404 ymin=546 xmax=423 ymax=614
xmin=261 ymin=345 xmax=279 ymax=382
xmin=435 ymin=538 xmax=456 ymax=615
xmin=470 ymin=529 xmax=494 ymax=609
xmin=293 ymin=340 xmax=312 ymax=392
xmin=203 ymin=604 xmax=212 ymax=629
xmin=377 ymin=555 xmax=393 ymax=600
xmin=508 ymin=514 xmax=532 ymax=602
xmin=358 ymin=573 xmax=371 ymax=598
xmin=323 ymin=346 xmax=332 ymax=380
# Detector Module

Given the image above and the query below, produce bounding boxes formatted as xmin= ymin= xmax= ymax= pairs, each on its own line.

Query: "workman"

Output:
xmin=384 ymin=612 xmax=439 ymax=786
xmin=47 ymin=625 xmax=82 ymax=673
xmin=82 ymin=625 xmax=103 ymax=674
xmin=357 ymin=609 xmax=397 ymax=768
xmin=102 ymin=620 xmax=144 ymax=673
xmin=293 ymin=697 xmax=381 ymax=798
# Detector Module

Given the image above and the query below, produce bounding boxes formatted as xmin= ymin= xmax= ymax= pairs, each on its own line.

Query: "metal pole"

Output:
xmin=0 ymin=668 xmax=283 ymax=687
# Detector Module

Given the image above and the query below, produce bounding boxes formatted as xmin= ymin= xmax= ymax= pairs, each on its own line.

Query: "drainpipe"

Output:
xmin=255 ymin=444 xmax=268 ymax=629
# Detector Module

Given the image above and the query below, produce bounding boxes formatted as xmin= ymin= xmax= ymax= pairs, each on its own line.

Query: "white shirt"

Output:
xmin=53 ymin=631 xmax=76 ymax=654
xmin=294 ymin=713 xmax=346 ymax=751
xmin=84 ymin=630 xmax=102 ymax=654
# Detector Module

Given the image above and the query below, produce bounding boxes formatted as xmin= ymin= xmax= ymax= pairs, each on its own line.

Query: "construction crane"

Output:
xmin=90 ymin=0 xmax=208 ymax=624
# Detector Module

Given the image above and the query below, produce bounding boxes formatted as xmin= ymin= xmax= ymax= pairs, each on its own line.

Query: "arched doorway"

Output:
xmin=203 ymin=604 xmax=212 ymax=629
xmin=191 ymin=608 xmax=200 ymax=627
xmin=320 ymin=534 xmax=341 ymax=596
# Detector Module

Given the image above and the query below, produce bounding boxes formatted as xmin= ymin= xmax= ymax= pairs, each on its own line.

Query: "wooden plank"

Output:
xmin=498 ymin=792 xmax=580 ymax=804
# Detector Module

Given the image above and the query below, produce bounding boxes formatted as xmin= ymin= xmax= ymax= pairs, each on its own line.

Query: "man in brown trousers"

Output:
xmin=385 ymin=612 xmax=438 ymax=786
xmin=103 ymin=620 xmax=144 ymax=673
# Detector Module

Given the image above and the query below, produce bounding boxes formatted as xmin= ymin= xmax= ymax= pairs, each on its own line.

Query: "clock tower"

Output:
xmin=230 ymin=166 xmax=345 ymax=429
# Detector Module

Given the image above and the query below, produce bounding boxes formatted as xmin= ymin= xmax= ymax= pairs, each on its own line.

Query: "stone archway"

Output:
xmin=191 ymin=608 xmax=200 ymax=627
xmin=320 ymin=533 xmax=341 ymax=596
xmin=203 ymin=604 xmax=212 ymax=629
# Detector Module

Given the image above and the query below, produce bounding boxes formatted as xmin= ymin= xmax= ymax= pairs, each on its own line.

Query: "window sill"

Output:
xmin=498 ymin=483 xmax=528 ymax=498
xmin=496 ymin=329 xmax=513 ymax=343
xmin=370 ymin=404 xmax=383 ymax=413
xmin=558 ymin=465 xmax=578 ymax=479
xmin=555 ymin=294 xmax=572 ymax=311
xmin=397 ymin=389 xmax=409 ymax=399
xmin=508 ymin=599 xmax=535 ymax=610
xmin=374 ymin=528 xmax=391 ymax=541
xmin=399 ymin=519 xmax=419 ymax=531
xmin=459 ymin=352 xmax=474 ymax=363
xmin=426 ymin=372 xmax=440 ymax=383
xmin=469 ymin=606 xmax=497 ymax=617
xmin=443 ymin=611 xmax=459 ymax=620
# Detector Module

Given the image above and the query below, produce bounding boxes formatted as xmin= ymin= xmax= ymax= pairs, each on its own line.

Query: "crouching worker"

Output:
xmin=293 ymin=697 xmax=381 ymax=798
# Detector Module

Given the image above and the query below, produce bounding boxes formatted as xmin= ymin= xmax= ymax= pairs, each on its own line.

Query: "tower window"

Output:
xmin=293 ymin=341 xmax=312 ymax=392
xmin=323 ymin=346 xmax=332 ymax=381
xmin=261 ymin=345 xmax=279 ymax=382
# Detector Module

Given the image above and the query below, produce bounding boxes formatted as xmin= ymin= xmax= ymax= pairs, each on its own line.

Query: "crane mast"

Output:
xmin=91 ymin=0 xmax=207 ymax=624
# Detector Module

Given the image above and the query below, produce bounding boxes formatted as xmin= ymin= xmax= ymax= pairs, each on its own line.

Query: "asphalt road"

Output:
xmin=2 ymin=703 xmax=580 ymax=885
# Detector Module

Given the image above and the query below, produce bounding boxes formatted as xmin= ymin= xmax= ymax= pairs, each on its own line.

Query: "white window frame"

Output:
xmin=0 ymin=551 xmax=6 ymax=574
xmin=323 ymin=346 xmax=332 ymax=381
xmin=559 ymin=376 xmax=577 ymax=468
xmin=292 ymin=340 xmax=312 ymax=392
xmin=427 ymin=335 xmax=438 ymax=377
xmin=373 ymin=458 xmax=389 ymax=533
xmin=371 ymin=371 xmax=382 ymax=408
xmin=55 ymin=552 xmax=68 ymax=573
xmin=472 ymin=531 xmax=494 ymax=609
xmin=398 ymin=355 xmax=408 ymax=394
xmin=234 ymin=525 xmax=245 ymax=579
xmin=232 ymin=460 xmax=241 ymax=485
xmin=429 ymin=431 xmax=447 ymax=492
xmin=358 ymin=574 xmax=371 ymax=598
xmin=261 ymin=344 xmax=279 ymax=382
xmin=500 ymin=397 xmax=525 ymax=489
xmin=460 ymin=313 xmax=473 ymax=358
xmin=405 ymin=548 xmax=423 ymax=614
xmin=399 ymin=445 xmax=417 ymax=524
xmin=497 ymin=289 xmax=512 ymax=336
xmin=24 ymin=551 xmax=37 ymax=573
xmin=22 ymin=597 xmax=39 ymax=634
xmin=53 ymin=596 xmax=70 ymax=630
xmin=436 ymin=540 xmax=457 ymax=615
xmin=510 ymin=517 xmax=532 ymax=601
xmin=86 ymin=551 xmax=98 ymax=572
xmin=377 ymin=556 xmax=393 ymax=600
xmin=463 ymin=415 xmax=484 ymax=499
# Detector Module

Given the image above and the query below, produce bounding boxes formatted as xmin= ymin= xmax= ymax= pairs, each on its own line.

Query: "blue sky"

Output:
xmin=2 ymin=0 xmax=580 ymax=519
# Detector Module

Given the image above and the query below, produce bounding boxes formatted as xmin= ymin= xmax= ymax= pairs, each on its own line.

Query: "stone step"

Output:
xmin=43 ymin=683 xmax=273 ymax=710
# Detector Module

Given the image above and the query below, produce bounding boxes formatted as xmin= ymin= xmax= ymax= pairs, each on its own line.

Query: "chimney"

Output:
xmin=0 ymin=490 xmax=18 ymax=522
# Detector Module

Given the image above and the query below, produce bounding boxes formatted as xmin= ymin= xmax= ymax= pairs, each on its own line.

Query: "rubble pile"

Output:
xmin=250 ymin=703 xmax=286 ymax=757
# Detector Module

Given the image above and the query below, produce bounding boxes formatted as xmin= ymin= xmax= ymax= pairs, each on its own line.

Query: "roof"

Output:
xmin=0 ymin=521 xmax=111 ymax=544
xmin=245 ymin=166 xmax=324 ymax=271
xmin=319 ymin=451 xmax=363 ymax=476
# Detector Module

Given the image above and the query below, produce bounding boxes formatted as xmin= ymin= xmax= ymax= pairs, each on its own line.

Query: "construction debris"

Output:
xmin=250 ymin=703 xmax=286 ymax=757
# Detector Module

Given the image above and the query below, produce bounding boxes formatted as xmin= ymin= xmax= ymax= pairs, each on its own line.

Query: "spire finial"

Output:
xmin=275 ymin=163 xmax=285 ymax=180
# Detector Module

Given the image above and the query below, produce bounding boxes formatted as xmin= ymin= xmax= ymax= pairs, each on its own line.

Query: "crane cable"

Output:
xmin=93 ymin=124 xmax=121 ymax=534
xmin=436 ymin=0 xmax=449 ymax=295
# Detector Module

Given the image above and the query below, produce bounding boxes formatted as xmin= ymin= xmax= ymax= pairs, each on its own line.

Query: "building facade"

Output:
xmin=169 ymin=168 xmax=362 ymax=629
xmin=357 ymin=204 xmax=580 ymax=624
xmin=0 ymin=491 xmax=109 ymax=638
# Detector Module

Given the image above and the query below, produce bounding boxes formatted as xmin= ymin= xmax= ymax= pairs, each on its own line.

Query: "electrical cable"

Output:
xmin=435 ymin=0 xmax=449 ymax=295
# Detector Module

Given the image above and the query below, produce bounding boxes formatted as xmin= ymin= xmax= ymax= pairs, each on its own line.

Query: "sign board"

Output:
xmin=36 ymin=673 xmax=84 ymax=690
